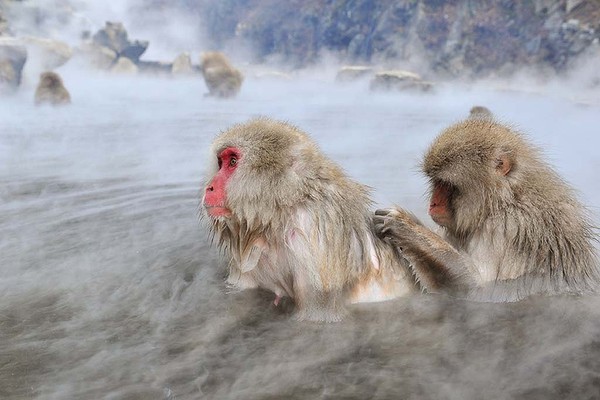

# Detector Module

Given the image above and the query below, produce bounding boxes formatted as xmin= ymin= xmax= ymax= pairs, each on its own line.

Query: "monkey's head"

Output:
xmin=39 ymin=72 xmax=62 ymax=89
xmin=200 ymin=51 xmax=229 ymax=71
xmin=203 ymin=117 xmax=332 ymax=227
xmin=469 ymin=106 xmax=494 ymax=120
xmin=422 ymin=119 xmax=542 ymax=234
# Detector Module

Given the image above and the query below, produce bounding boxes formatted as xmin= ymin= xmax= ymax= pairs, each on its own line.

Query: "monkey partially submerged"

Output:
xmin=34 ymin=71 xmax=71 ymax=106
xmin=199 ymin=52 xmax=243 ymax=98
xmin=375 ymin=118 xmax=600 ymax=301
xmin=202 ymin=118 xmax=416 ymax=321
xmin=468 ymin=105 xmax=494 ymax=120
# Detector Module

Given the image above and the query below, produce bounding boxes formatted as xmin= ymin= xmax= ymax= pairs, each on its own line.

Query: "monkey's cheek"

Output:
xmin=430 ymin=212 xmax=451 ymax=228
xmin=205 ymin=206 xmax=233 ymax=218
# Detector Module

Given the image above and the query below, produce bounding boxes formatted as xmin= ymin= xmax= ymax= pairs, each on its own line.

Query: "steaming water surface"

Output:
xmin=1 ymin=73 xmax=599 ymax=399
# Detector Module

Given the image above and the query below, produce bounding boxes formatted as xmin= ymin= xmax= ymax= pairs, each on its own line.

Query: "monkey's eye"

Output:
xmin=228 ymin=157 xmax=237 ymax=167
xmin=217 ymin=157 xmax=222 ymax=168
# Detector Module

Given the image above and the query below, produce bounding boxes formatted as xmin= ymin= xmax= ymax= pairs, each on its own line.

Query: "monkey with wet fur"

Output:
xmin=375 ymin=118 xmax=599 ymax=301
xmin=34 ymin=71 xmax=71 ymax=106
xmin=468 ymin=105 xmax=494 ymax=120
xmin=202 ymin=117 xmax=416 ymax=321
xmin=199 ymin=52 xmax=243 ymax=98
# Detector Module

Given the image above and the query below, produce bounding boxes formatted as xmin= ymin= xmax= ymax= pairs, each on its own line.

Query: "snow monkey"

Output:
xmin=202 ymin=117 xmax=417 ymax=321
xmin=199 ymin=52 xmax=243 ymax=98
xmin=375 ymin=118 xmax=599 ymax=301
xmin=34 ymin=71 xmax=71 ymax=106
xmin=468 ymin=105 xmax=494 ymax=120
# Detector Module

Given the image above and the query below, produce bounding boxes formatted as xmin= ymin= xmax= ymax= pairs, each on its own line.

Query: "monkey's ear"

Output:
xmin=495 ymin=153 xmax=512 ymax=176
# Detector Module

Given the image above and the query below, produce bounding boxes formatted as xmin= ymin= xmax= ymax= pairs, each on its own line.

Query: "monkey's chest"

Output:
xmin=230 ymin=252 xmax=296 ymax=299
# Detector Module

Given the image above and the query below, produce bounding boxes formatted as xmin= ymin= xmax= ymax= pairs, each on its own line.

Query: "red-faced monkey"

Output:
xmin=34 ymin=71 xmax=71 ymax=106
xmin=202 ymin=118 xmax=416 ymax=321
xmin=375 ymin=118 xmax=599 ymax=301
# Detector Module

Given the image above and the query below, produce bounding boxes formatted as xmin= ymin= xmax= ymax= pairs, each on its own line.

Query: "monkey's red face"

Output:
xmin=204 ymin=147 xmax=241 ymax=218
xmin=429 ymin=182 xmax=453 ymax=228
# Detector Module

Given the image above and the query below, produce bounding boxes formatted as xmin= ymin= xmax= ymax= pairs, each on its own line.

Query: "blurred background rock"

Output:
xmin=1 ymin=0 xmax=599 ymax=80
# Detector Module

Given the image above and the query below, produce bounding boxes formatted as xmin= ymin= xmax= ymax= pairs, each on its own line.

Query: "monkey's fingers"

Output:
xmin=373 ymin=215 xmax=391 ymax=235
xmin=374 ymin=209 xmax=401 ymax=238
xmin=374 ymin=216 xmax=405 ymax=242
xmin=375 ymin=208 xmax=399 ymax=217
xmin=375 ymin=207 xmax=416 ymax=222
xmin=375 ymin=214 xmax=415 ymax=244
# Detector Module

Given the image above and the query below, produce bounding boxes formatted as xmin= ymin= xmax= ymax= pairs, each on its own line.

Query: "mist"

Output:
xmin=2 ymin=1 xmax=600 ymax=399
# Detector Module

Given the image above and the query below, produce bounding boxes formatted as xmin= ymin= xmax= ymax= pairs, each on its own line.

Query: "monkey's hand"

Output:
xmin=373 ymin=207 xmax=422 ymax=249
xmin=374 ymin=207 xmax=476 ymax=294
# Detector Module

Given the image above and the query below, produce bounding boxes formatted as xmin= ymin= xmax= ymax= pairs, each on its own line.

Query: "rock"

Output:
xmin=198 ymin=1 xmax=600 ymax=77
xmin=566 ymin=0 xmax=585 ymax=14
xmin=121 ymin=40 xmax=149 ymax=63
xmin=76 ymin=42 xmax=118 ymax=70
xmin=138 ymin=60 xmax=172 ymax=75
xmin=335 ymin=65 xmax=374 ymax=82
xmin=253 ymin=70 xmax=291 ymax=80
xmin=21 ymin=36 xmax=72 ymax=69
xmin=0 ymin=36 xmax=71 ymax=79
xmin=111 ymin=57 xmax=138 ymax=74
xmin=93 ymin=22 xmax=129 ymax=54
xmin=369 ymin=70 xmax=433 ymax=92
xmin=0 ymin=39 xmax=27 ymax=92
xmin=563 ymin=19 xmax=581 ymax=31
xmin=92 ymin=21 xmax=148 ymax=62
xmin=347 ymin=33 xmax=369 ymax=60
xmin=171 ymin=52 xmax=194 ymax=75
xmin=0 ymin=9 xmax=10 ymax=36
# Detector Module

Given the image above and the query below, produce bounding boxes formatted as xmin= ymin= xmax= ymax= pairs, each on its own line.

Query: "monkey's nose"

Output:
xmin=206 ymin=186 xmax=214 ymax=192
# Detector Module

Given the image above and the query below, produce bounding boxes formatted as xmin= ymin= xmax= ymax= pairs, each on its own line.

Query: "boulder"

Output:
xmin=0 ymin=9 xmax=10 ymax=36
xmin=121 ymin=40 xmax=149 ymax=63
xmin=76 ymin=42 xmax=118 ymax=70
xmin=92 ymin=22 xmax=129 ymax=54
xmin=92 ymin=21 xmax=148 ymax=62
xmin=335 ymin=65 xmax=374 ymax=82
xmin=0 ymin=39 xmax=27 ymax=92
xmin=21 ymin=36 xmax=72 ymax=69
xmin=138 ymin=60 xmax=172 ymax=75
xmin=369 ymin=70 xmax=433 ymax=93
xmin=111 ymin=56 xmax=138 ymax=74
xmin=253 ymin=70 xmax=291 ymax=80
xmin=171 ymin=52 xmax=194 ymax=75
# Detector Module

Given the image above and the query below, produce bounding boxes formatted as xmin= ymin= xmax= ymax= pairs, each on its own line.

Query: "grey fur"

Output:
xmin=200 ymin=52 xmax=243 ymax=98
xmin=34 ymin=71 xmax=71 ymax=106
xmin=468 ymin=105 xmax=494 ymax=120
xmin=376 ymin=118 xmax=599 ymax=301
xmin=202 ymin=117 xmax=415 ymax=321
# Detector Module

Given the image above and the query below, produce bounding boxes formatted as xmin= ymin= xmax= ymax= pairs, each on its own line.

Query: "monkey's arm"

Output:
xmin=374 ymin=208 xmax=477 ymax=294
xmin=285 ymin=225 xmax=349 ymax=322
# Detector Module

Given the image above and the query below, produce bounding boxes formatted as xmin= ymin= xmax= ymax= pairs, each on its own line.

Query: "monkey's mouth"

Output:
xmin=205 ymin=206 xmax=232 ymax=218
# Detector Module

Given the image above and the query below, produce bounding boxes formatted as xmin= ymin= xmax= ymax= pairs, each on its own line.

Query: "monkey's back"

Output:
xmin=205 ymin=118 xmax=414 ymax=319
xmin=427 ymin=119 xmax=600 ymax=295
xmin=34 ymin=72 xmax=71 ymax=106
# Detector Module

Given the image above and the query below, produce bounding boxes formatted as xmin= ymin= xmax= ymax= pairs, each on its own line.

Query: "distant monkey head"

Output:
xmin=469 ymin=105 xmax=494 ymax=120
xmin=39 ymin=72 xmax=63 ymax=89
